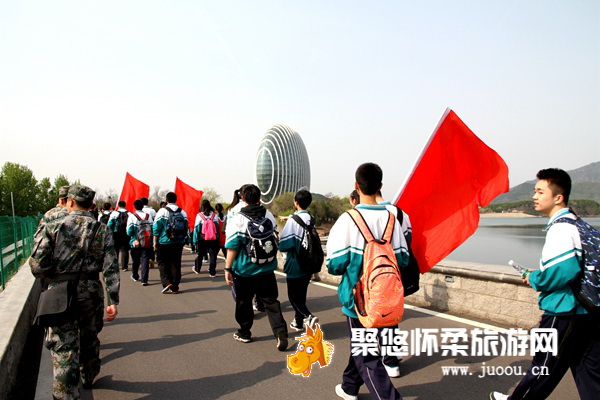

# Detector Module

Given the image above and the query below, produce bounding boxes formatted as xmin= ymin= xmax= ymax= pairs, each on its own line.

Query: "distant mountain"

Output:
xmin=493 ymin=162 xmax=600 ymax=204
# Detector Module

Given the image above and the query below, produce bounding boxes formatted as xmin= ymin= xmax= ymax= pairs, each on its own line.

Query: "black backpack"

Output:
xmin=165 ymin=207 xmax=188 ymax=241
xmin=395 ymin=207 xmax=420 ymax=296
xmin=114 ymin=211 xmax=129 ymax=242
xmin=240 ymin=212 xmax=278 ymax=264
xmin=99 ymin=212 xmax=110 ymax=225
xmin=291 ymin=214 xmax=324 ymax=274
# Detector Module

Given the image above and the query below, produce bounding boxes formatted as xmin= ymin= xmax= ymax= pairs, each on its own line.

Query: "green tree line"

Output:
xmin=0 ymin=162 xmax=73 ymax=217
xmin=481 ymin=199 xmax=600 ymax=216
xmin=0 ymin=162 xmax=233 ymax=217
xmin=269 ymin=192 xmax=350 ymax=227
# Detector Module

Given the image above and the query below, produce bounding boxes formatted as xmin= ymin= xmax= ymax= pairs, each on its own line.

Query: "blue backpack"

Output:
xmin=165 ymin=207 xmax=188 ymax=241
xmin=555 ymin=213 xmax=600 ymax=314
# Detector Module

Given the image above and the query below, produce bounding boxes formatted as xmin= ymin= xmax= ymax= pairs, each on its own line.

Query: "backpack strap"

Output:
xmin=133 ymin=213 xmax=142 ymax=221
xmin=347 ymin=209 xmax=375 ymax=243
xmin=291 ymin=214 xmax=311 ymax=230
xmin=395 ymin=205 xmax=404 ymax=226
xmin=382 ymin=212 xmax=395 ymax=243
xmin=199 ymin=213 xmax=207 ymax=221
xmin=347 ymin=209 xmax=395 ymax=244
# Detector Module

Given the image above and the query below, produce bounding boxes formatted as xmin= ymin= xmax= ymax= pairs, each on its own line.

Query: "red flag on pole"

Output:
xmin=119 ymin=173 xmax=150 ymax=213
xmin=394 ymin=109 xmax=509 ymax=273
xmin=174 ymin=177 xmax=203 ymax=231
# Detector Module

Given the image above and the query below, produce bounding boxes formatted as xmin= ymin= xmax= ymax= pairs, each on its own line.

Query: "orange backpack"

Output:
xmin=348 ymin=209 xmax=404 ymax=328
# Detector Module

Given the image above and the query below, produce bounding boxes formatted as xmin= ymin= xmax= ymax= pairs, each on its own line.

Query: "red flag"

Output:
xmin=174 ymin=177 xmax=203 ymax=231
xmin=394 ymin=109 xmax=509 ymax=273
xmin=119 ymin=173 xmax=150 ymax=213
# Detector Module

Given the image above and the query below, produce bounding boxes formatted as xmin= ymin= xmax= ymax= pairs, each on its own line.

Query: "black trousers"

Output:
xmin=510 ymin=313 xmax=600 ymax=400
xmin=286 ymin=274 xmax=312 ymax=325
xmin=342 ymin=316 xmax=402 ymax=400
xmin=114 ymin=241 xmax=130 ymax=270
xmin=156 ymin=243 xmax=184 ymax=291
xmin=232 ymin=271 xmax=287 ymax=338
xmin=197 ymin=240 xmax=219 ymax=275
xmin=130 ymin=247 xmax=150 ymax=283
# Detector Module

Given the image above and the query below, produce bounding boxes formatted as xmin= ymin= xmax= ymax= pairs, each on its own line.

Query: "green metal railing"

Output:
xmin=0 ymin=216 xmax=39 ymax=290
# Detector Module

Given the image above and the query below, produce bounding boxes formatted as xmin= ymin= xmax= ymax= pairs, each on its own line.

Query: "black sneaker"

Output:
xmin=276 ymin=331 xmax=288 ymax=351
xmin=233 ymin=333 xmax=251 ymax=343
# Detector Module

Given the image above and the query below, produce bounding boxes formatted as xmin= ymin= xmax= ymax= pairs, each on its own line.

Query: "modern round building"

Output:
xmin=254 ymin=124 xmax=311 ymax=204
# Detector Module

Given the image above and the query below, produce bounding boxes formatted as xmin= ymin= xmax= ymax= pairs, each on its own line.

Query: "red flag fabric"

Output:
xmin=394 ymin=109 xmax=509 ymax=273
xmin=119 ymin=173 xmax=150 ymax=213
xmin=174 ymin=177 xmax=203 ymax=231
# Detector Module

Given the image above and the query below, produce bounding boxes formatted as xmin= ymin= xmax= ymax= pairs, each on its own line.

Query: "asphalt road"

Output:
xmin=36 ymin=251 xmax=577 ymax=400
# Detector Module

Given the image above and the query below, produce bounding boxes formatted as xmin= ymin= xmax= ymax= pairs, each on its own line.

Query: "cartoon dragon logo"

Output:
xmin=287 ymin=323 xmax=334 ymax=377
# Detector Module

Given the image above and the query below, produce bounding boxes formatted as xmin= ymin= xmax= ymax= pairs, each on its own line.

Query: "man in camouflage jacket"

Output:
xmin=34 ymin=185 xmax=70 ymax=238
xmin=30 ymin=185 xmax=120 ymax=400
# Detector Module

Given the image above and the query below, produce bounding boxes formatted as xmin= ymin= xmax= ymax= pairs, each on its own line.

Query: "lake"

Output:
xmin=444 ymin=216 xmax=600 ymax=269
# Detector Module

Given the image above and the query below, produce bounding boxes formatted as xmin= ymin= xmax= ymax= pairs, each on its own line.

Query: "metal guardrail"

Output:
xmin=0 ymin=216 xmax=39 ymax=290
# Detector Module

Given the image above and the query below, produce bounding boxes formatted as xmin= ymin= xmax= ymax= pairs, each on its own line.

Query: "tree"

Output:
xmin=571 ymin=200 xmax=600 ymax=216
xmin=270 ymin=191 xmax=350 ymax=227
xmin=0 ymin=162 xmax=41 ymax=216
xmin=270 ymin=192 xmax=295 ymax=217
xmin=94 ymin=188 xmax=119 ymax=210
xmin=149 ymin=186 xmax=169 ymax=210
xmin=37 ymin=177 xmax=53 ymax=212
xmin=201 ymin=187 xmax=222 ymax=204
xmin=39 ymin=174 xmax=71 ymax=211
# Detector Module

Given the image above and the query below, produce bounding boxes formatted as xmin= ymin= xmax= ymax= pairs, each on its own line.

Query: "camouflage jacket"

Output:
xmin=34 ymin=205 xmax=69 ymax=238
xmin=30 ymin=210 xmax=120 ymax=305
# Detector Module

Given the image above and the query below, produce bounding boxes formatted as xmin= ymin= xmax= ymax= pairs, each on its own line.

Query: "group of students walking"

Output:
xmin=30 ymin=163 xmax=600 ymax=400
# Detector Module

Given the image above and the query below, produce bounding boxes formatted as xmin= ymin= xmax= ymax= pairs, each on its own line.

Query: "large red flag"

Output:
xmin=119 ymin=173 xmax=150 ymax=213
xmin=174 ymin=177 xmax=203 ymax=231
xmin=394 ymin=109 xmax=509 ymax=273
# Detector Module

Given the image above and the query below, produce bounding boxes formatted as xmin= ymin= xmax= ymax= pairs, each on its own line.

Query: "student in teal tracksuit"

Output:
xmin=224 ymin=184 xmax=288 ymax=351
xmin=327 ymin=163 xmax=408 ymax=400
xmin=490 ymin=168 xmax=600 ymax=400
xmin=279 ymin=189 xmax=318 ymax=332
xmin=152 ymin=192 xmax=188 ymax=294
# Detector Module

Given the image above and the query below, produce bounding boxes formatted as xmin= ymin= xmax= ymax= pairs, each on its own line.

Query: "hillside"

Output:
xmin=493 ymin=162 xmax=600 ymax=204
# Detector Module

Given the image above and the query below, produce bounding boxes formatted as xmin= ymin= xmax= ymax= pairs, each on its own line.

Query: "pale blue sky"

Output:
xmin=1 ymin=1 xmax=598 ymax=202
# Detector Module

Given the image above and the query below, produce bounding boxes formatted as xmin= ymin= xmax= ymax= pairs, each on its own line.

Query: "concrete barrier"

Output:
xmin=0 ymin=260 xmax=41 ymax=399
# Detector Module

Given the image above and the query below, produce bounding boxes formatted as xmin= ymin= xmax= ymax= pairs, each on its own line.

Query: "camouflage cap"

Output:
xmin=68 ymin=185 xmax=96 ymax=203
xmin=58 ymin=185 xmax=71 ymax=199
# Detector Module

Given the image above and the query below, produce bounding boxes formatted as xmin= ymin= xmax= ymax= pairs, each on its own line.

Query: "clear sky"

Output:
xmin=1 ymin=1 xmax=598 ymax=202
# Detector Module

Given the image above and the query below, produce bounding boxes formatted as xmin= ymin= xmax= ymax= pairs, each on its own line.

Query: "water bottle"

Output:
xmin=508 ymin=260 xmax=530 ymax=278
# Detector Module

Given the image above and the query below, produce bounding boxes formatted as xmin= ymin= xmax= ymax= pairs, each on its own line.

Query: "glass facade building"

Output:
xmin=255 ymin=124 xmax=311 ymax=204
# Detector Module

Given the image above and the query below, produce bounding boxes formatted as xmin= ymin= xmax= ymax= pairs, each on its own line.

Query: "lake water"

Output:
xmin=444 ymin=216 xmax=600 ymax=269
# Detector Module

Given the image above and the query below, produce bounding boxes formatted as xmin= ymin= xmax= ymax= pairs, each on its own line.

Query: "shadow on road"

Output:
xmin=93 ymin=361 xmax=285 ymax=399
xmin=100 ymin=328 xmax=231 ymax=364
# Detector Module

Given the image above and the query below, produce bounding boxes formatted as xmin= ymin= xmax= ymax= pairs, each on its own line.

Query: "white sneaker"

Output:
xmin=303 ymin=315 xmax=319 ymax=331
xmin=335 ymin=384 xmax=357 ymax=400
xmin=384 ymin=364 xmax=400 ymax=378
xmin=489 ymin=392 xmax=509 ymax=400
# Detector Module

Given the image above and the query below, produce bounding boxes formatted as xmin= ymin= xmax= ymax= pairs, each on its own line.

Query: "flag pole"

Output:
xmin=392 ymin=107 xmax=453 ymax=204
